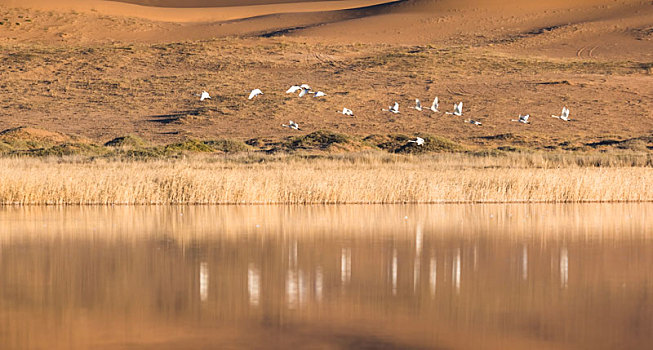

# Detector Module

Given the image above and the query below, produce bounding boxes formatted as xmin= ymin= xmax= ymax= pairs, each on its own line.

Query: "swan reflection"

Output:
xmin=453 ymin=249 xmax=461 ymax=294
xmin=414 ymin=225 xmax=423 ymax=291
xmin=522 ymin=245 xmax=528 ymax=281
xmin=561 ymin=247 xmax=569 ymax=289
xmin=430 ymin=255 xmax=437 ymax=297
xmin=315 ymin=266 xmax=323 ymax=303
xmin=286 ymin=269 xmax=298 ymax=309
xmin=248 ymin=264 xmax=260 ymax=306
xmin=199 ymin=262 xmax=209 ymax=303
xmin=392 ymin=248 xmax=398 ymax=295
xmin=341 ymin=248 xmax=351 ymax=285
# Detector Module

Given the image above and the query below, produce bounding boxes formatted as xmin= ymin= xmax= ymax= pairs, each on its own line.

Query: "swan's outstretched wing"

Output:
xmin=286 ymin=86 xmax=301 ymax=94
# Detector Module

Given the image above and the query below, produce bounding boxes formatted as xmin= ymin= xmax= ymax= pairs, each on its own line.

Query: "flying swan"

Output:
xmin=445 ymin=102 xmax=463 ymax=116
xmin=248 ymin=89 xmax=263 ymax=100
xmin=282 ymin=120 xmax=301 ymax=130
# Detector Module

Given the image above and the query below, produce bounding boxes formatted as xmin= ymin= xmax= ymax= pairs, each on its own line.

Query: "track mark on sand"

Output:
xmin=576 ymin=46 xmax=598 ymax=59
xmin=588 ymin=46 xmax=598 ymax=58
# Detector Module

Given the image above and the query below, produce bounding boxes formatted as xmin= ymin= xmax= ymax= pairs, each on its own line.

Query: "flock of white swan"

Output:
xmin=198 ymin=85 xmax=572 ymax=146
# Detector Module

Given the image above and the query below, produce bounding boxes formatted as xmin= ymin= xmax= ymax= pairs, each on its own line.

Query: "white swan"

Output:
xmin=383 ymin=102 xmax=400 ymax=114
xmin=313 ymin=91 xmax=327 ymax=98
xmin=408 ymin=137 xmax=425 ymax=146
xmin=430 ymin=97 xmax=439 ymax=112
xmin=282 ymin=120 xmax=301 ymax=130
xmin=341 ymin=108 xmax=354 ymax=116
xmin=512 ymin=114 xmax=530 ymax=124
xmin=552 ymin=107 xmax=570 ymax=121
xmin=248 ymin=89 xmax=263 ymax=100
xmin=445 ymin=102 xmax=463 ymax=116
xmin=198 ymin=91 xmax=211 ymax=101
xmin=411 ymin=99 xmax=423 ymax=112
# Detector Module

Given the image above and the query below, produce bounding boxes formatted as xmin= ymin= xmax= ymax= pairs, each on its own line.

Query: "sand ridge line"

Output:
xmin=0 ymin=0 xmax=405 ymax=22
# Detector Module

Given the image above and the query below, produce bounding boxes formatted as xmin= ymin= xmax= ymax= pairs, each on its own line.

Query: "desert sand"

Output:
xmin=0 ymin=0 xmax=651 ymax=150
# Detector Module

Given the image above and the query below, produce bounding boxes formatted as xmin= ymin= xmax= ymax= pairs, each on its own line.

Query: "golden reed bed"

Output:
xmin=0 ymin=153 xmax=651 ymax=205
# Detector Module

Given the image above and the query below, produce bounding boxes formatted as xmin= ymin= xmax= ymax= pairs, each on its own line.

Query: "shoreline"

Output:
xmin=2 ymin=200 xmax=653 ymax=206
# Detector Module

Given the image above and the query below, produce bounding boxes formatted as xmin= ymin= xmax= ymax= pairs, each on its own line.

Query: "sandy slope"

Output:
xmin=0 ymin=0 xmax=650 ymax=149
xmin=0 ymin=0 xmax=399 ymax=22
xmin=1 ymin=0 xmax=650 ymax=60
xmin=290 ymin=0 xmax=653 ymax=59
xmin=112 ymin=0 xmax=346 ymax=7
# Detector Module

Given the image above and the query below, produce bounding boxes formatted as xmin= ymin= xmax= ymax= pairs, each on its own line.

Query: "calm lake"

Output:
xmin=1 ymin=204 xmax=652 ymax=350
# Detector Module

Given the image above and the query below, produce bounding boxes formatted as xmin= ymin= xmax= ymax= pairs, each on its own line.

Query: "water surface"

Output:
xmin=1 ymin=204 xmax=652 ymax=349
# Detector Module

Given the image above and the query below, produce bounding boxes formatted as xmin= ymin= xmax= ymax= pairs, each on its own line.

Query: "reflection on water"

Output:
xmin=1 ymin=204 xmax=653 ymax=350
xmin=392 ymin=248 xmax=398 ymax=296
xmin=248 ymin=263 xmax=260 ymax=307
xmin=341 ymin=247 xmax=351 ymax=286
xmin=522 ymin=245 xmax=528 ymax=281
xmin=430 ymin=255 xmax=437 ymax=297
xmin=561 ymin=247 xmax=569 ymax=289
xmin=199 ymin=262 xmax=209 ymax=302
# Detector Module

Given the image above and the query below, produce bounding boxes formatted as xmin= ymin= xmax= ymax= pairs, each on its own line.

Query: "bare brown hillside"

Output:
xmin=0 ymin=0 xmax=650 ymax=151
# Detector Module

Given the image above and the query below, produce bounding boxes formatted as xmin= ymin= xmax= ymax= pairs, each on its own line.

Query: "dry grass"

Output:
xmin=0 ymin=153 xmax=650 ymax=205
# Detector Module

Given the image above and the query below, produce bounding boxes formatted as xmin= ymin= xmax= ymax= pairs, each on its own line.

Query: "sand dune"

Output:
xmin=0 ymin=0 xmax=400 ymax=22
xmin=289 ymin=0 xmax=652 ymax=60
xmin=2 ymin=0 xmax=649 ymax=59
xmin=112 ymin=0 xmax=346 ymax=7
